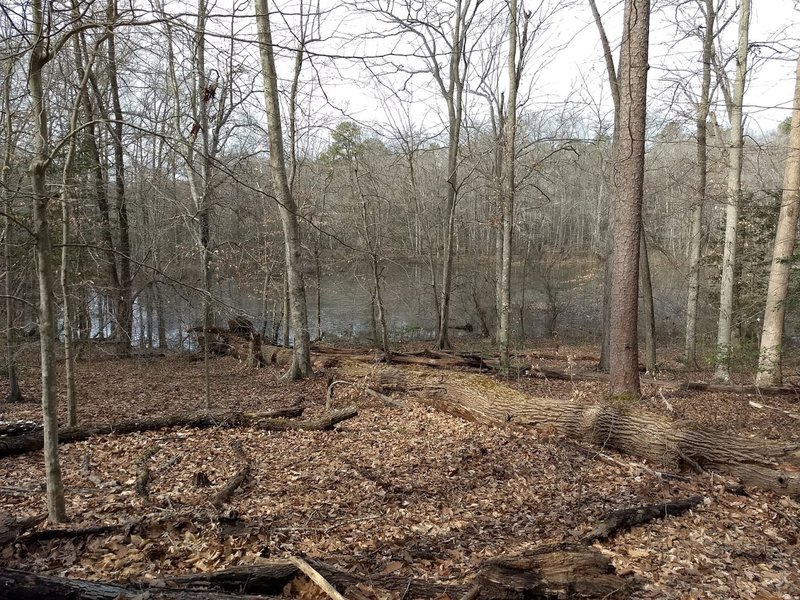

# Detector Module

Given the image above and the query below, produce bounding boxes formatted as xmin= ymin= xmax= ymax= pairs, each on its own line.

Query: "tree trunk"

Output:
xmin=684 ymin=0 xmax=715 ymax=367
xmin=255 ymin=0 xmax=312 ymax=379
xmin=756 ymin=55 xmax=800 ymax=386
xmin=28 ymin=0 xmax=67 ymax=522
xmin=587 ymin=0 xmax=619 ymax=375
xmin=714 ymin=0 xmax=750 ymax=382
xmin=1 ymin=56 xmax=23 ymax=404
xmin=107 ymin=0 xmax=133 ymax=352
xmin=608 ymin=0 xmax=650 ymax=397
xmin=498 ymin=0 xmax=519 ymax=372
xmin=639 ymin=227 xmax=656 ymax=373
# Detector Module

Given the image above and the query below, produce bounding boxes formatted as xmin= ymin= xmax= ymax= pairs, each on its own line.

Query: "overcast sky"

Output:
xmin=281 ymin=0 xmax=799 ymax=140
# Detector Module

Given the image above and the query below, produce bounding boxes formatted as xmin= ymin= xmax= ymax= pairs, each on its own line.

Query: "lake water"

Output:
xmin=122 ymin=255 xmax=704 ymax=350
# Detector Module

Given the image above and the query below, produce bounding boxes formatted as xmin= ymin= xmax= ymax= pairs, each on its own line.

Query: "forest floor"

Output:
xmin=1 ymin=342 xmax=799 ymax=600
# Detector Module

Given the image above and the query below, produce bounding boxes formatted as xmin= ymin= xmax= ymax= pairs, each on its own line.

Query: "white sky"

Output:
xmin=283 ymin=0 xmax=800 ymax=139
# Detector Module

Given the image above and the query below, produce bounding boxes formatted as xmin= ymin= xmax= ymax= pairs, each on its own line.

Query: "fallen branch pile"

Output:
xmin=342 ymin=362 xmax=800 ymax=496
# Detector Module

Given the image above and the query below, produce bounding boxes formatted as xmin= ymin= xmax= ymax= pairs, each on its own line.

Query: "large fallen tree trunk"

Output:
xmin=0 ymin=406 xmax=358 ymax=458
xmin=343 ymin=363 xmax=800 ymax=496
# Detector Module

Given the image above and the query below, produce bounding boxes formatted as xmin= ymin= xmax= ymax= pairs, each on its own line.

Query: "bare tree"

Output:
xmin=713 ymin=0 xmax=750 ymax=382
xmin=756 ymin=55 xmax=800 ymax=386
xmin=256 ymin=0 xmax=312 ymax=379
xmin=608 ymin=0 xmax=650 ymax=397
xmin=498 ymin=0 xmax=528 ymax=370
xmin=587 ymin=0 xmax=657 ymax=374
xmin=27 ymin=0 xmax=67 ymax=523
xmin=684 ymin=0 xmax=716 ymax=367
xmin=1 ymin=43 xmax=24 ymax=404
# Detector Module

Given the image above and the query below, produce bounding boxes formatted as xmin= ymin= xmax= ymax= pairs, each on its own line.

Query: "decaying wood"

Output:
xmin=0 ymin=407 xmax=304 ymax=458
xmin=478 ymin=544 xmax=626 ymax=599
xmin=343 ymin=362 xmax=800 ymax=496
xmin=254 ymin=407 xmax=357 ymax=431
xmin=0 ymin=567 xmax=275 ymax=600
xmin=0 ymin=420 xmax=42 ymax=437
xmin=288 ymin=556 xmax=347 ymax=600
xmin=212 ymin=442 xmax=251 ymax=508
xmin=16 ymin=521 xmax=136 ymax=545
xmin=364 ymin=387 xmax=404 ymax=408
xmin=580 ymin=495 xmax=704 ymax=543
xmin=165 ymin=559 xmax=469 ymax=598
xmin=0 ymin=513 xmax=46 ymax=545
xmin=135 ymin=445 xmax=159 ymax=498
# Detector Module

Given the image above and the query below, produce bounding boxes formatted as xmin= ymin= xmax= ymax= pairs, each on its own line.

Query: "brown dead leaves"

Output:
xmin=0 ymin=353 xmax=799 ymax=599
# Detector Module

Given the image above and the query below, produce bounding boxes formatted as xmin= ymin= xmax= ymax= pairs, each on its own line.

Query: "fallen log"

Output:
xmin=0 ymin=421 xmax=42 ymax=437
xmin=580 ymin=495 xmax=704 ymax=543
xmin=254 ymin=407 xmax=357 ymax=432
xmin=525 ymin=365 xmax=800 ymax=398
xmin=0 ymin=513 xmax=46 ymax=545
xmin=344 ymin=363 xmax=800 ymax=496
xmin=0 ymin=407 xmax=308 ymax=458
xmin=0 ymin=567 xmax=275 ymax=600
xmin=478 ymin=544 xmax=626 ymax=599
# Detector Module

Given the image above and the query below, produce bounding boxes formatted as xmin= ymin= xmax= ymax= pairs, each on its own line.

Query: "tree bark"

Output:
xmin=756 ymin=55 xmax=800 ymax=386
xmin=714 ymin=0 xmax=751 ymax=382
xmin=639 ymin=227 xmax=656 ymax=373
xmin=684 ymin=0 xmax=715 ymax=367
xmin=498 ymin=0 xmax=520 ymax=372
xmin=608 ymin=0 xmax=650 ymax=397
xmin=27 ymin=0 xmax=67 ymax=523
xmin=1 ymin=56 xmax=23 ymax=404
xmin=255 ymin=0 xmax=312 ymax=379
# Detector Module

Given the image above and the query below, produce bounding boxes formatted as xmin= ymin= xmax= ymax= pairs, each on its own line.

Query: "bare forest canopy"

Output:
xmin=3 ymin=3 xmax=800 ymax=596
xmin=0 ymin=0 xmax=798 ymax=362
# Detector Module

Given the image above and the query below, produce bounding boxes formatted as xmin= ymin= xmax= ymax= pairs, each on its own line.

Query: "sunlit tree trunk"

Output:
xmin=608 ymin=0 xmax=650 ymax=397
xmin=256 ymin=0 xmax=312 ymax=379
xmin=756 ymin=55 xmax=800 ymax=386
xmin=714 ymin=0 xmax=750 ymax=382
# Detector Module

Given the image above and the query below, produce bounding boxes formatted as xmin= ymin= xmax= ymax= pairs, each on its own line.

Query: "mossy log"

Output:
xmin=342 ymin=363 xmax=800 ymax=496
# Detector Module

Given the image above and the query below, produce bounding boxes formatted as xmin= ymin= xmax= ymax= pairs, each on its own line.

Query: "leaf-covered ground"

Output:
xmin=1 ymin=348 xmax=799 ymax=599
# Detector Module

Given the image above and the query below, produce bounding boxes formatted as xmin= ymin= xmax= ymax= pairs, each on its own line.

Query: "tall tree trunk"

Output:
xmin=28 ymin=0 xmax=67 ymax=522
xmin=1 ymin=53 xmax=23 ymax=403
xmin=588 ymin=0 xmax=619 ymax=374
xmin=756 ymin=55 xmax=800 ymax=386
xmin=608 ymin=0 xmax=650 ymax=398
xmin=256 ymin=0 xmax=312 ymax=379
xmin=498 ymin=0 xmax=519 ymax=372
xmin=684 ymin=0 xmax=715 ymax=367
xmin=106 ymin=0 xmax=132 ymax=352
xmin=714 ymin=0 xmax=750 ymax=382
